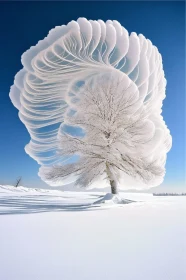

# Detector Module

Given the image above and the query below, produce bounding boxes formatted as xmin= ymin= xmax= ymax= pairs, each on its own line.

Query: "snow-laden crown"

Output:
xmin=9 ymin=18 xmax=172 ymax=190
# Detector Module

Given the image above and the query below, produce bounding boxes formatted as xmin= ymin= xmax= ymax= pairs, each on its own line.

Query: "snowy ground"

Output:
xmin=0 ymin=185 xmax=185 ymax=280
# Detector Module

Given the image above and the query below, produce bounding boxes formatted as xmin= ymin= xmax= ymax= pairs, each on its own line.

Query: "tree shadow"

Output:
xmin=0 ymin=194 xmax=106 ymax=215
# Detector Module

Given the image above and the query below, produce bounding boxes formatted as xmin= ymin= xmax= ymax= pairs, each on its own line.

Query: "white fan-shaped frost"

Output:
xmin=10 ymin=18 xmax=172 ymax=190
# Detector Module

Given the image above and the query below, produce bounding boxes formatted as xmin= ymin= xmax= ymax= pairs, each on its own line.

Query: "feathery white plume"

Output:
xmin=10 ymin=18 xmax=172 ymax=191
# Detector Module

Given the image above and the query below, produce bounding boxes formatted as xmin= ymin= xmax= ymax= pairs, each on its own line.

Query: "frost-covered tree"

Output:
xmin=41 ymin=72 xmax=171 ymax=194
xmin=10 ymin=18 xmax=172 ymax=195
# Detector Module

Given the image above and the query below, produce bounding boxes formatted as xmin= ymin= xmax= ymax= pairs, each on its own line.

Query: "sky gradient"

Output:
xmin=0 ymin=1 xmax=185 ymax=190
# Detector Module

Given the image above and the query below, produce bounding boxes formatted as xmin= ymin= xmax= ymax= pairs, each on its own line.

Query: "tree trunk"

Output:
xmin=110 ymin=179 xmax=118 ymax=194
xmin=106 ymin=163 xmax=118 ymax=194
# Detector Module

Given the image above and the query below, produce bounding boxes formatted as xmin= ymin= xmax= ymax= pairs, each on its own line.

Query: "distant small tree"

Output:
xmin=15 ymin=176 xmax=22 ymax=188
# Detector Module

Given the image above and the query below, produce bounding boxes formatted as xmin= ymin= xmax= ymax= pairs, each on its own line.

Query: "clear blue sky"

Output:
xmin=0 ymin=1 xmax=185 ymax=189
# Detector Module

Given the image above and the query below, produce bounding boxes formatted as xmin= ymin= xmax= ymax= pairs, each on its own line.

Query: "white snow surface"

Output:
xmin=0 ymin=185 xmax=185 ymax=280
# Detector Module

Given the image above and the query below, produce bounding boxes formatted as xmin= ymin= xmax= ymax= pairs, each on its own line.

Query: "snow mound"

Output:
xmin=0 ymin=185 xmax=31 ymax=194
xmin=93 ymin=193 xmax=134 ymax=205
xmin=0 ymin=185 xmax=60 ymax=195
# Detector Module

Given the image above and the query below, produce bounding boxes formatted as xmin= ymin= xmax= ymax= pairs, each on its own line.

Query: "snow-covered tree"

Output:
xmin=40 ymin=72 xmax=171 ymax=194
xmin=10 ymin=18 xmax=172 ymax=195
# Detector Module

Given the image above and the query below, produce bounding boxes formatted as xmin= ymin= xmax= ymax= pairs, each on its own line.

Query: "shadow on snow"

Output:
xmin=0 ymin=194 xmax=111 ymax=215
